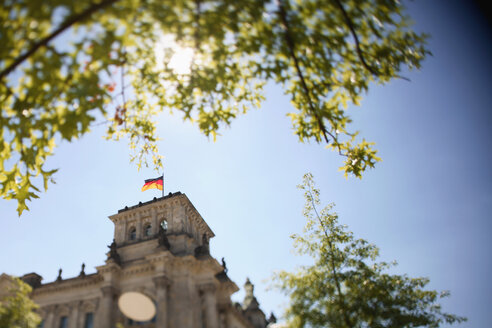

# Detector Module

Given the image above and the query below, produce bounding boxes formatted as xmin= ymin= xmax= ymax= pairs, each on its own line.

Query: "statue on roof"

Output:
xmin=107 ymin=239 xmax=121 ymax=265
xmin=194 ymin=233 xmax=211 ymax=258
xmin=202 ymin=233 xmax=209 ymax=247
xmin=79 ymin=263 xmax=86 ymax=277
xmin=158 ymin=224 xmax=171 ymax=249
xmin=221 ymin=257 xmax=228 ymax=273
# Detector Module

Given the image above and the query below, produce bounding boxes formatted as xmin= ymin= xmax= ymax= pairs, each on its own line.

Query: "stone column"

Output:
xmin=44 ymin=305 xmax=55 ymax=328
xmin=98 ymin=286 xmax=115 ymax=328
xmin=219 ymin=309 xmax=228 ymax=328
xmin=69 ymin=301 xmax=80 ymax=328
xmin=136 ymin=214 xmax=143 ymax=240
xmin=151 ymin=207 xmax=158 ymax=236
xmin=120 ymin=219 xmax=127 ymax=244
xmin=201 ymin=284 xmax=219 ymax=328
xmin=153 ymin=276 xmax=170 ymax=328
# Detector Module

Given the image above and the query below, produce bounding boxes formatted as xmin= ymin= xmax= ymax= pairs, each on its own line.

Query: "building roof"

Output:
xmin=117 ymin=192 xmax=182 ymax=213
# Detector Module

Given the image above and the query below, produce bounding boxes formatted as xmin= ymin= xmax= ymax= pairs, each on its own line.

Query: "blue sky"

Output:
xmin=1 ymin=0 xmax=491 ymax=326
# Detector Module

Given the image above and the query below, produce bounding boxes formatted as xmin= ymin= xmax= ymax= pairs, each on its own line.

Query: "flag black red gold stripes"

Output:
xmin=141 ymin=177 xmax=163 ymax=191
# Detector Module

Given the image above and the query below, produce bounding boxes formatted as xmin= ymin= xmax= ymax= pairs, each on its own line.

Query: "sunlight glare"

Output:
xmin=155 ymin=34 xmax=194 ymax=75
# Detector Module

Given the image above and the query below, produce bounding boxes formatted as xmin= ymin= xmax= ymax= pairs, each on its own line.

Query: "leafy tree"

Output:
xmin=0 ymin=277 xmax=41 ymax=328
xmin=0 ymin=0 xmax=429 ymax=214
xmin=273 ymin=173 xmax=466 ymax=328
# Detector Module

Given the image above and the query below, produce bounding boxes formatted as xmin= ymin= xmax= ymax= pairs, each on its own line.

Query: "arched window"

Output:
xmin=129 ymin=227 xmax=136 ymax=241
xmin=160 ymin=220 xmax=168 ymax=231
xmin=144 ymin=224 xmax=152 ymax=237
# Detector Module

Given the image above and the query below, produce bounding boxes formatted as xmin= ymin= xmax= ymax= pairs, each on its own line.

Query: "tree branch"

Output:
xmin=331 ymin=0 xmax=380 ymax=77
xmin=307 ymin=187 xmax=353 ymax=328
xmin=332 ymin=0 xmax=411 ymax=82
xmin=0 ymin=0 xmax=120 ymax=81
xmin=277 ymin=0 xmax=334 ymax=145
xmin=0 ymin=82 xmax=15 ymax=103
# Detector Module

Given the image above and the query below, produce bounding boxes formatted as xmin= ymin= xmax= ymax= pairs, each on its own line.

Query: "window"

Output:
xmin=84 ymin=312 xmax=94 ymax=328
xmin=59 ymin=316 xmax=68 ymax=328
xmin=144 ymin=224 xmax=152 ymax=237
xmin=160 ymin=220 xmax=168 ymax=231
xmin=129 ymin=227 xmax=136 ymax=240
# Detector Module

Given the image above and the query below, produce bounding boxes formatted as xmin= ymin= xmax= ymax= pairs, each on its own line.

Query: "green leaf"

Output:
xmin=0 ymin=0 xmax=429 ymax=214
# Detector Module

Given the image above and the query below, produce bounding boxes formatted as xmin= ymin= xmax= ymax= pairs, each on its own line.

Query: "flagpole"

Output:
xmin=162 ymin=172 xmax=164 ymax=197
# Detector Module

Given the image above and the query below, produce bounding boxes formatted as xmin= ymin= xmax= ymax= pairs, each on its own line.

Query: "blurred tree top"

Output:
xmin=273 ymin=173 xmax=466 ymax=328
xmin=0 ymin=0 xmax=429 ymax=215
xmin=0 ymin=277 xmax=41 ymax=328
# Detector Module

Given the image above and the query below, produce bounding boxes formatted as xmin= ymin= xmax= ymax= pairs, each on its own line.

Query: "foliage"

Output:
xmin=0 ymin=277 xmax=41 ymax=328
xmin=0 ymin=0 xmax=429 ymax=214
xmin=273 ymin=173 xmax=466 ymax=328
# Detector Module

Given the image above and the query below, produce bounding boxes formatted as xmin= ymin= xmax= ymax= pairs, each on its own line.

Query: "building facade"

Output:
xmin=1 ymin=192 xmax=275 ymax=328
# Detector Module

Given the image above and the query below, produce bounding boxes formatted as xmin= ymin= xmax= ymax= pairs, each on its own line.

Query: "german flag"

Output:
xmin=141 ymin=177 xmax=163 ymax=191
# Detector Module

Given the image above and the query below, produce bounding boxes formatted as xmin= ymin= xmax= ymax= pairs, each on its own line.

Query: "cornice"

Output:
xmin=215 ymin=272 xmax=240 ymax=294
xmin=182 ymin=196 xmax=215 ymax=238
xmin=96 ymin=262 xmax=121 ymax=274
xmin=116 ymin=237 xmax=159 ymax=250
xmin=121 ymin=263 xmax=154 ymax=278
xmin=39 ymin=297 xmax=99 ymax=312
xmin=31 ymin=274 xmax=103 ymax=296
xmin=109 ymin=192 xmax=183 ymax=222
xmin=145 ymin=252 xmax=172 ymax=264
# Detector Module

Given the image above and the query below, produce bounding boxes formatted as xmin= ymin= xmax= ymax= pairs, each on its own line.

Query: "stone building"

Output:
xmin=0 ymin=192 xmax=275 ymax=328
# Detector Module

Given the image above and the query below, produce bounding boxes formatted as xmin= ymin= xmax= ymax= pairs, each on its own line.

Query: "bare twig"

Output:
xmin=0 ymin=0 xmax=120 ymax=81
xmin=90 ymin=120 xmax=111 ymax=127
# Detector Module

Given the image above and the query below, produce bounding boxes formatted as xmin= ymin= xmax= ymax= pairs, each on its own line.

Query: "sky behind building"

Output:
xmin=1 ymin=0 xmax=491 ymax=327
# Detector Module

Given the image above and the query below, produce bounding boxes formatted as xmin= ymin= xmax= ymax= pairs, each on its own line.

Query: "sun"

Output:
xmin=168 ymin=46 xmax=194 ymax=75
xmin=154 ymin=34 xmax=194 ymax=75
